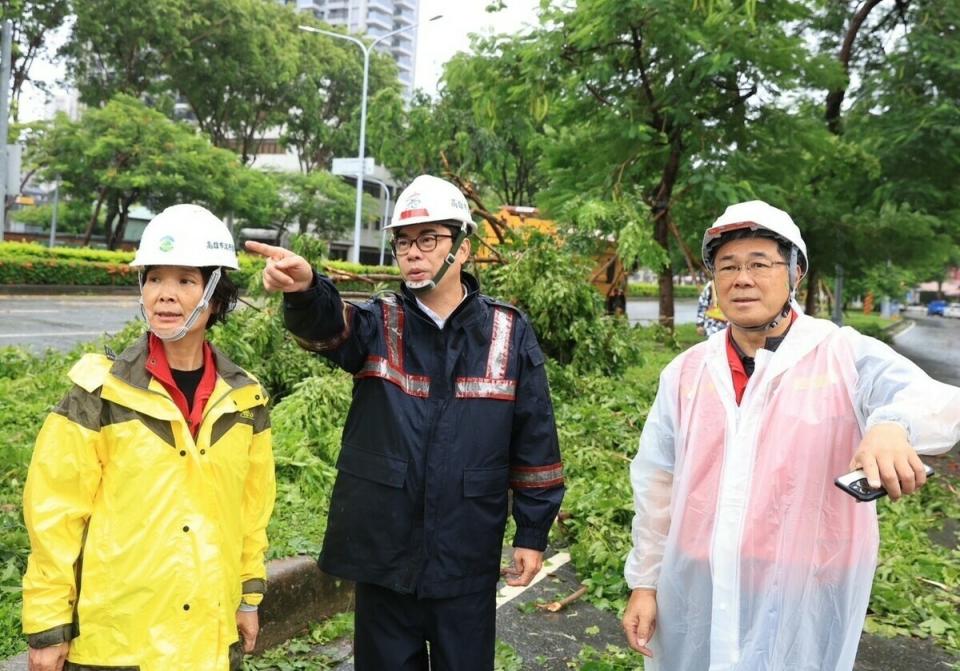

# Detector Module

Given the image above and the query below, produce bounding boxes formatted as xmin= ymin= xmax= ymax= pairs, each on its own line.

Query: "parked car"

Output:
xmin=927 ymin=299 xmax=947 ymax=316
xmin=944 ymin=303 xmax=960 ymax=319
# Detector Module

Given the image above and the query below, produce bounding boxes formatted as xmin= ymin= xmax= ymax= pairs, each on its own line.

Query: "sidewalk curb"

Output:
xmin=885 ymin=317 xmax=914 ymax=339
xmin=256 ymin=556 xmax=354 ymax=652
xmin=0 ymin=284 xmax=138 ymax=296
xmin=0 ymin=556 xmax=354 ymax=670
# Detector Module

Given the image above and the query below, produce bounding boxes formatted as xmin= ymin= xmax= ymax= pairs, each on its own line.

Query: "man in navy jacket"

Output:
xmin=247 ymin=175 xmax=564 ymax=670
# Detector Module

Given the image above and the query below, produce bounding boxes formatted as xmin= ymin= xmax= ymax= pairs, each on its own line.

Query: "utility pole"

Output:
xmin=0 ymin=20 xmax=13 ymax=241
xmin=832 ymin=264 xmax=844 ymax=326
xmin=49 ymin=179 xmax=60 ymax=247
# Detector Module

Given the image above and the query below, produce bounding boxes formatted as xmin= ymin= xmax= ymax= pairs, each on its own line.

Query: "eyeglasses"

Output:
xmin=715 ymin=260 xmax=788 ymax=281
xmin=391 ymin=232 xmax=455 ymax=255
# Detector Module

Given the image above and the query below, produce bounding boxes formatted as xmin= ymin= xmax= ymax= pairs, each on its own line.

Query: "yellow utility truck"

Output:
xmin=475 ymin=205 xmax=628 ymax=315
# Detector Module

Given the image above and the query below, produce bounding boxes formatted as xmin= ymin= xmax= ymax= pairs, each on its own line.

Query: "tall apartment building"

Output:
xmin=288 ymin=0 xmax=420 ymax=96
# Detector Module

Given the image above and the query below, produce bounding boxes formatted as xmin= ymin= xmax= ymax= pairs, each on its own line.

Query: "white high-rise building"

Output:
xmin=289 ymin=0 xmax=420 ymax=96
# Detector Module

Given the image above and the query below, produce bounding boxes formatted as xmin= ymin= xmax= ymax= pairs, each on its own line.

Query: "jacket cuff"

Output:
xmin=282 ymin=271 xmax=320 ymax=308
xmin=27 ymin=623 xmax=73 ymax=649
xmin=513 ymin=526 xmax=550 ymax=552
xmin=864 ymin=416 xmax=913 ymax=443
xmin=241 ymin=578 xmax=267 ymax=607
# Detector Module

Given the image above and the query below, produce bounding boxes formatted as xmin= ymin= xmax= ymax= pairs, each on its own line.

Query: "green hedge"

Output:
xmin=0 ymin=241 xmax=400 ymax=291
xmin=628 ymin=282 xmax=701 ymax=299
xmin=1 ymin=243 xmax=713 ymax=299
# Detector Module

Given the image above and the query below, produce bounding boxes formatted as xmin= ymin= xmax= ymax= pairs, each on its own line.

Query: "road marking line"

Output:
xmin=0 ymin=330 xmax=114 ymax=339
xmin=892 ymin=320 xmax=915 ymax=338
xmin=496 ymin=551 xmax=571 ymax=610
xmin=0 ymin=309 xmax=59 ymax=314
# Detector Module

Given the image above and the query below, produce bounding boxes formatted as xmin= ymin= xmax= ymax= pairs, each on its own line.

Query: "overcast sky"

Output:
xmin=413 ymin=0 xmax=541 ymax=95
xmin=18 ymin=1 xmax=542 ymax=120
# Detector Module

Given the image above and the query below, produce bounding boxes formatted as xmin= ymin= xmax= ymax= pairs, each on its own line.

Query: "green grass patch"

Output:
xmin=245 ymin=612 xmax=354 ymax=670
xmin=867 ymin=477 xmax=960 ymax=651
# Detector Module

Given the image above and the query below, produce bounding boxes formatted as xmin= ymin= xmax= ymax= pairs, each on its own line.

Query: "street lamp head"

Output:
xmin=299 ymin=14 xmax=443 ymax=263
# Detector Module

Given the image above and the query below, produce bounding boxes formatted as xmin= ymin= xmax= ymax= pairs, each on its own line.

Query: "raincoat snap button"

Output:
xmin=183 ymin=604 xmax=190 ymax=611
xmin=200 ymin=449 xmax=206 ymax=455
xmin=179 ymin=450 xmax=186 ymax=457
xmin=255 ymin=394 xmax=261 ymax=400
xmin=182 ymin=526 xmax=189 ymax=532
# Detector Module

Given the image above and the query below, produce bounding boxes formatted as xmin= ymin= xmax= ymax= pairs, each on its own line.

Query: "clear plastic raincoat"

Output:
xmin=22 ymin=336 xmax=275 ymax=671
xmin=626 ymin=315 xmax=960 ymax=671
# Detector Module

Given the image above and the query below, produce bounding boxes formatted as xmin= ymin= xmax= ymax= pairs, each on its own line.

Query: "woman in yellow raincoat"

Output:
xmin=21 ymin=205 xmax=275 ymax=671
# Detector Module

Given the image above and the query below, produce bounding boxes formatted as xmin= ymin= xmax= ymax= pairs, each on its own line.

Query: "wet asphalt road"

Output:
xmin=0 ymin=295 xmax=699 ymax=353
xmin=0 ymin=293 xmax=141 ymax=353
xmin=892 ymin=309 xmax=960 ymax=386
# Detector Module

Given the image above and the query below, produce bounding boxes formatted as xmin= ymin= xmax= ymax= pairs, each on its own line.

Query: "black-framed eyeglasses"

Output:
xmin=391 ymin=232 xmax=455 ymax=256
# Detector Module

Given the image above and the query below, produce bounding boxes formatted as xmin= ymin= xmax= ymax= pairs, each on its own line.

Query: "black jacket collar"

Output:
xmin=399 ymin=272 xmax=484 ymax=330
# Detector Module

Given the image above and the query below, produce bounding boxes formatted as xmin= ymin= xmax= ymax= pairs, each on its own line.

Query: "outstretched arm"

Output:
xmin=850 ymin=329 xmax=960 ymax=499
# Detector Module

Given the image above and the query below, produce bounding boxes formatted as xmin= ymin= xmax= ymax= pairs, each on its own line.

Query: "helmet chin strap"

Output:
xmin=139 ymin=267 xmax=221 ymax=342
xmin=728 ymin=300 xmax=792 ymax=333
xmin=406 ymin=225 xmax=470 ymax=295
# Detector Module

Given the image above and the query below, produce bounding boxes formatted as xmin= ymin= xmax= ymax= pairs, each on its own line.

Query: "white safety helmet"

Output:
xmin=131 ymin=204 xmax=239 ymax=269
xmin=386 ymin=175 xmax=477 ymax=234
xmin=701 ymin=200 xmax=808 ymax=332
xmin=131 ymin=204 xmax=237 ymax=342
xmin=386 ymin=175 xmax=476 ymax=293
xmin=701 ymin=200 xmax=807 ymax=275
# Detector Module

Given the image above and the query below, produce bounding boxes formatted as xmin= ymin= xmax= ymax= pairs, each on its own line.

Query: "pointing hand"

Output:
xmin=244 ymin=241 xmax=314 ymax=293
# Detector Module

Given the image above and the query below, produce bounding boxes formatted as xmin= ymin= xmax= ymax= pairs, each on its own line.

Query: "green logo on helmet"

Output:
xmin=158 ymin=235 xmax=175 ymax=252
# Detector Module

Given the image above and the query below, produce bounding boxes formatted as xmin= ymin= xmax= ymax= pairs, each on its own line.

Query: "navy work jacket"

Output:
xmin=283 ymin=272 xmax=564 ymax=598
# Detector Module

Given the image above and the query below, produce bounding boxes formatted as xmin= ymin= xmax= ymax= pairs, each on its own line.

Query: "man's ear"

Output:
xmin=458 ymin=237 xmax=472 ymax=260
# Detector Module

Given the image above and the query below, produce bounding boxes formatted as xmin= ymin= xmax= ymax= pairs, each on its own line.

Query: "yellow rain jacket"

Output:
xmin=22 ymin=335 xmax=275 ymax=671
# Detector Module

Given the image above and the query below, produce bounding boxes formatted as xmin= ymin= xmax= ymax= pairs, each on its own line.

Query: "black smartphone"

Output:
xmin=834 ymin=463 xmax=935 ymax=502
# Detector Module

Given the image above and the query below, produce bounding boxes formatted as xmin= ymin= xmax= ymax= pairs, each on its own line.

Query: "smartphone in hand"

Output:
xmin=834 ymin=464 xmax=934 ymax=502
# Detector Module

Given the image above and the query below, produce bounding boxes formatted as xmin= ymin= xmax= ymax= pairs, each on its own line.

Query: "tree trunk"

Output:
xmin=103 ymin=195 xmax=120 ymax=250
xmin=110 ymin=198 xmax=133 ymax=249
xmin=805 ymin=265 xmax=819 ymax=315
xmin=652 ymin=138 xmax=684 ymax=329
xmin=656 ymin=212 xmax=675 ymax=328
xmin=816 ymin=0 xmax=886 ymax=300
xmin=82 ymin=189 xmax=109 ymax=247
xmin=824 ymin=0 xmax=885 ymax=134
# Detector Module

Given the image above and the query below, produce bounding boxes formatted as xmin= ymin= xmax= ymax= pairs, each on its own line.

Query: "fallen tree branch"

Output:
xmin=535 ymin=584 xmax=588 ymax=613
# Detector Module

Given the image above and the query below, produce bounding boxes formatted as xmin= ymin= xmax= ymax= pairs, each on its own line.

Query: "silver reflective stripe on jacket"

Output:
xmin=356 ymin=296 xmax=430 ymax=398
xmin=456 ymin=307 xmax=517 ymax=400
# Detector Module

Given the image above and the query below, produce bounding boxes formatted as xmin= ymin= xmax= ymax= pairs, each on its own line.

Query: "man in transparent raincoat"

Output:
xmin=622 ymin=200 xmax=960 ymax=670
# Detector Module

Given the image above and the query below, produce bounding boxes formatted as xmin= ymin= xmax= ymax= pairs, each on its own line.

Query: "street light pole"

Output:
xmin=300 ymin=16 xmax=441 ymax=263
xmin=365 ymin=176 xmax=392 ymax=265
xmin=0 ymin=20 xmax=13 ymax=242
